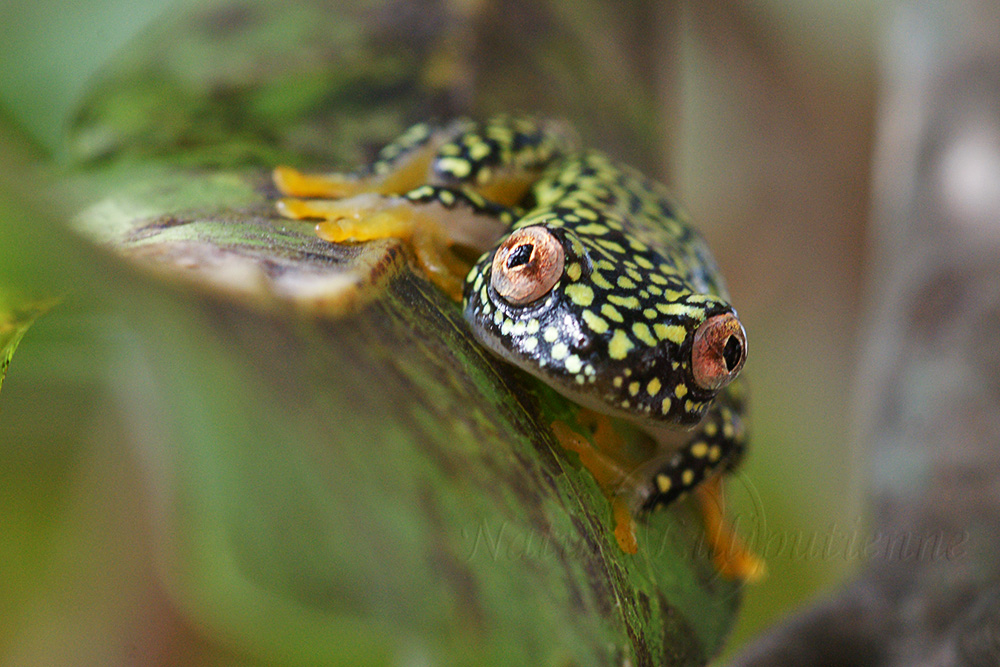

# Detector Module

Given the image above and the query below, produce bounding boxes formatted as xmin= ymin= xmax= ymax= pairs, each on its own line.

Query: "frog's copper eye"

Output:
xmin=691 ymin=313 xmax=747 ymax=391
xmin=490 ymin=226 xmax=565 ymax=306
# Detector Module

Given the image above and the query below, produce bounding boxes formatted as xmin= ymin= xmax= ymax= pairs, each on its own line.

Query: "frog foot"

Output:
xmin=276 ymin=195 xmax=468 ymax=301
xmin=551 ymin=417 xmax=639 ymax=555
xmin=696 ymin=476 xmax=766 ymax=582
xmin=273 ymin=165 xmax=369 ymax=199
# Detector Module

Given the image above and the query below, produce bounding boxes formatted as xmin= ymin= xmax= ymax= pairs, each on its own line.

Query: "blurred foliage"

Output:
xmin=0 ymin=0 xmax=882 ymax=664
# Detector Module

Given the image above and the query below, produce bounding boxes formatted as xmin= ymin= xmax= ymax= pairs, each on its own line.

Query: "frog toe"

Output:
xmin=272 ymin=165 xmax=365 ymax=198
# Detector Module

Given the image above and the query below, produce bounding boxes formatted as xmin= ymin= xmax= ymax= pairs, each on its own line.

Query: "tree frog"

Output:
xmin=273 ymin=116 xmax=760 ymax=579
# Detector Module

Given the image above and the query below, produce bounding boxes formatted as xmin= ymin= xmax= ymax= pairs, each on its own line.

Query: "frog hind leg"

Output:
xmin=273 ymin=120 xmax=464 ymax=199
xmin=277 ymin=187 xmax=514 ymax=302
xmin=430 ymin=116 xmax=578 ymax=207
xmin=644 ymin=399 xmax=764 ymax=581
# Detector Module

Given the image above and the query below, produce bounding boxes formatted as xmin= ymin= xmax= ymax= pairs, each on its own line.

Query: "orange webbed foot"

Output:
xmin=273 ymin=165 xmax=368 ymax=199
xmin=551 ymin=416 xmax=639 ymax=555
xmin=696 ymin=476 xmax=766 ymax=582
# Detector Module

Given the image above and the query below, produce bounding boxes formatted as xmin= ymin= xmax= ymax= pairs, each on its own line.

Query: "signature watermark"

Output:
xmin=459 ymin=469 xmax=969 ymax=568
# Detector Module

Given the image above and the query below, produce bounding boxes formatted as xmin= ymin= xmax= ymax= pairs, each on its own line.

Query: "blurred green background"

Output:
xmin=0 ymin=0 xmax=881 ymax=663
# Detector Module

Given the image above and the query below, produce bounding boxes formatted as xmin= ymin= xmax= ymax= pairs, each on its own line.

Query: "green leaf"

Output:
xmin=0 ymin=295 xmax=57 ymax=399
xmin=1 ymin=0 xmax=744 ymax=664
xmin=66 ymin=163 xmax=741 ymax=665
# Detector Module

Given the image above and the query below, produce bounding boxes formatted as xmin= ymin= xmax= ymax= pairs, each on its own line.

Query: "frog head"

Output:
xmin=463 ymin=223 xmax=747 ymax=429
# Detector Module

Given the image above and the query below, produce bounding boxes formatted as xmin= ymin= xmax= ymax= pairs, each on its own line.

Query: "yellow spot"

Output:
xmin=582 ymin=310 xmax=609 ymax=334
xmin=596 ymin=239 xmax=626 ymax=253
xmin=649 ymin=274 xmax=668 ymax=285
xmin=708 ymin=445 xmax=722 ymax=462
xmin=436 ymin=157 xmax=472 ymax=178
xmin=626 ymin=268 xmax=642 ymax=282
xmin=595 ymin=259 xmax=615 ymax=272
xmin=511 ymin=320 xmax=527 ymax=336
xmin=675 ymin=384 xmax=688 ymax=398
xmin=617 ymin=275 xmax=636 ymax=290
xmin=723 ymin=422 xmax=735 ymax=438
xmin=661 ymin=397 xmax=672 ymax=414
xmin=577 ymin=208 xmax=599 ymax=220
xmin=608 ymin=295 xmax=640 ymax=310
xmin=656 ymin=475 xmax=672 ymax=493
xmin=526 ymin=319 xmax=540 ymax=335
xmin=544 ymin=327 xmax=559 ymax=343
xmin=643 ymin=308 xmax=658 ymax=320
xmin=523 ymin=337 xmax=538 ymax=352
xmin=501 ymin=319 xmax=513 ymax=336
xmin=685 ymin=400 xmax=696 ymax=412
xmin=566 ymin=263 xmax=582 ymax=281
xmin=635 ymin=255 xmax=654 ymax=269
xmin=601 ymin=304 xmax=624 ymax=322
xmin=613 ymin=376 xmax=623 ymax=388
xmin=628 ymin=381 xmax=639 ymax=396
xmin=705 ymin=422 xmax=718 ymax=437
xmin=564 ymin=283 xmax=594 ymax=307
xmin=469 ymin=142 xmax=492 ymax=160
xmin=647 ymin=378 xmax=662 ymax=396
xmin=591 ymin=272 xmax=613 ymax=290
xmin=608 ymin=330 xmax=634 ymax=360
xmin=632 ymin=322 xmax=657 ymax=347
xmin=691 ymin=442 xmax=709 ymax=458
xmin=654 ymin=324 xmax=688 ymax=345
xmin=576 ymin=223 xmax=609 ymax=235
xmin=682 ymin=469 xmax=695 ymax=486
xmin=648 ymin=285 xmax=663 ymax=296
xmin=551 ymin=342 xmax=569 ymax=359
xmin=657 ymin=303 xmax=703 ymax=319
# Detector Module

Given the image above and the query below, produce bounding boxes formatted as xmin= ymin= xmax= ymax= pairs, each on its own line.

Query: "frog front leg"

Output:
xmin=644 ymin=392 xmax=747 ymax=509
xmin=644 ymin=385 xmax=764 ymax=580
xmin=550 ymin=411 xmax=647 ymax=555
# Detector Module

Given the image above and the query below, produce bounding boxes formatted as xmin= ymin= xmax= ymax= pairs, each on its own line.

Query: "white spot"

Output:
xmin=565 ymin=354 xmax=583 ymax=373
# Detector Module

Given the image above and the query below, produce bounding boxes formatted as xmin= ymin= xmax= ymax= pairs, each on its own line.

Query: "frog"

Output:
xmin=273 ymin=115 xmax=761 ymax=579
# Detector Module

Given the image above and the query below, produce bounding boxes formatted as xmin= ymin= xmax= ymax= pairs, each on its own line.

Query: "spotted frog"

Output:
xmin=274 ymin=116 xmax=760 ymax=578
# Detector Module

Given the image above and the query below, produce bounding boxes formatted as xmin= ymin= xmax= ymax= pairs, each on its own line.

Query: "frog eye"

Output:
xmin=691 ymin=313 xmax=747 ymax=391
xmin=490 ymin=226 xmax=565 ymax=306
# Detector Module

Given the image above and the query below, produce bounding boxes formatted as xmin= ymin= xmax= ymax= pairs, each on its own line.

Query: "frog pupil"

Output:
xmin=506 ymin=243 xmax=534 ymax=269
xmin=723 ymin=336 xmax=742 ymax=372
